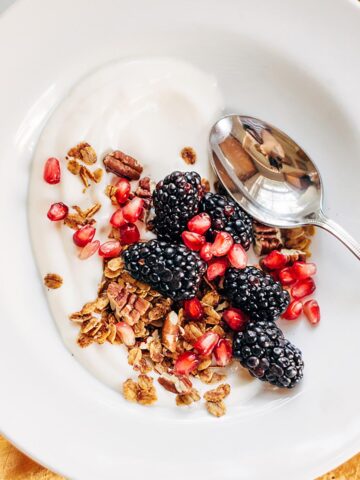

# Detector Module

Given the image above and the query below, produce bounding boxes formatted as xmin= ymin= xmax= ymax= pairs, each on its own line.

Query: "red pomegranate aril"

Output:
xmin=116 ymin=322 xmax=136 ymax=346
xmin=122 ymin=197 xmax=144 ymax=223
xmin=194 ymin=331 xmax=220 ymax=356
xmin=278 ymin=267 xmax=297 ymax=286
xmin=206 ymin=257 xmax=228 ymax=281
xmin=99 ymin=240 xmax=122 ymax=258
xmin=79 ymin=240 xmax=100 ymax=260
xmin=214 ymin=339 xmax=232 ymax=367
xmin=282 ymin=299 xmax=303 ymax=320
xmin=303 ymin=299 xmax=320 ymax=325
xmin=291 ymin=277 xmax=316 ymax=299
xmin=184 ymin=297 xmax=203 ymax=321
xmin=47 ymin=202 xmax=68 ymax=221
xmin=223 ymin=307 xmax=248 ymax=331
xmin=262 ymin=250 xmax=287 ymax=270
xmin=181 ymin=231 xmax=205 ymax=251
xmin=110 ymin=208 xmax=127 ymax=228
xmin=174 ymin=352 xmax=200 ymax=375
xmin=43 ymin=157 xmax=61 ymax=184
xmin=73 ymin=225 xmax=96 ymax=247
xmin=119 ymin=223 xmax=140 ymax=245
xmin=187 ymin=213 xmax=211 ymax=235
xmin=228 ymin=243 xmax=247 ymax=269
xmin=211 ymin=231 xmax=234 ymax=256
xmin=292 ymin=261 xmax=317 ymax=280
xmin=115 ymin=178 xmax=131 ymax=204
xmin=269 ymin=270 xmax=280 ymax=281
xmin=200 ymin=242 xmax=214 ymax=262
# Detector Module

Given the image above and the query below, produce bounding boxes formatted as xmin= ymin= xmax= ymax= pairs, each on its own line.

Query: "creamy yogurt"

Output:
xmin=29 ymin=57 xmax=226 ymax=392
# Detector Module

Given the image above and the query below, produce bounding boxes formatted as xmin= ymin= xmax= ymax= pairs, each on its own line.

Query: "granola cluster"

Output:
xmin=71 ymin=256 xmax=235 ymax=413
xmin=66 ymin=142 xmax=103 ymax=191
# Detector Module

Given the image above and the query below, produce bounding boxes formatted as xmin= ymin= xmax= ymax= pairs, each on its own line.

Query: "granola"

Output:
xmin=180 ymin=146 xmax=197 ymax=165
xmin=44 ymin=273 xmax=63 ymax=289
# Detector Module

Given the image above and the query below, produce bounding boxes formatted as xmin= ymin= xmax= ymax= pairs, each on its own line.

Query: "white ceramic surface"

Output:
xmin=0 ymin=1 xmax=359 ymax=479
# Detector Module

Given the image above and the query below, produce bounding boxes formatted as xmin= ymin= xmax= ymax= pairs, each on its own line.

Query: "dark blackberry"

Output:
xmin=223 ymin=266 xmax=290 ymax=322
xmin=122 ymin=239 xmax=206 ymax=301
xmin=152 ymin=171 xmax=203 ymax=241
xmin=233 ymin=321 xmax=304 ymax=388
xmin=199 ymin=192 xmax=253 ymax=250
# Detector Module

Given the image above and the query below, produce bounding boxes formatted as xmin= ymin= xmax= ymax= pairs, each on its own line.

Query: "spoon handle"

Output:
xmin=313 ymin=212 xmax=360 ymax=260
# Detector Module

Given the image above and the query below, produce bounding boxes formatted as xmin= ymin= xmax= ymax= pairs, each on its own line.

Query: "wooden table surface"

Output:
xmin=0 ymin=436 xmax=358 ymax=479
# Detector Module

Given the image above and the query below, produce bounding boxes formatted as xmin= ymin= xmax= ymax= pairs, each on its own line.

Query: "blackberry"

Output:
xmin=152 ymin=171 xmax=203 ymax=241
xmin=223 ymin=266 xmax=290 ymax=322
xmin=233 ymin=321 xmax=304 ymax=388
xmin=199 ymin=192 xmax=253 ymax=250
xmin=122 ymin=239 xmax=206 ymax=301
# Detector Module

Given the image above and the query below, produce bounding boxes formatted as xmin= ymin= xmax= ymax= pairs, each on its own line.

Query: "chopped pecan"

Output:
xmin=162 ymin=311 xmax=180 ymax=352
xmin=176 ymin=388 xmax=201 ymax=406
xmin=158 ymin=373 xmax=192 ymax=395
xmin=135 ymin=176 xmax=154 ymax=199
xmin=103 ymin=150 xmax=143 ymax=180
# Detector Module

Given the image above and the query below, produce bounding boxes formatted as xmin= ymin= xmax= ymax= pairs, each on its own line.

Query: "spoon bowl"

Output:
xmin=209 ymin=114 xmax=360 ymax=259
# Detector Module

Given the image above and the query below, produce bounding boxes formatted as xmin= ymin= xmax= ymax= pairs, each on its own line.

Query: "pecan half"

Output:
xmin=103 ymin=150 xmax=143 ymax=180
xmin=253 ymin=221 xmax=283 ymax=255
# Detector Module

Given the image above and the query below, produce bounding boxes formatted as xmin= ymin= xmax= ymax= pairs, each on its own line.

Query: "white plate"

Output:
xmin=1 ymin=0 xmax=360 ymax=479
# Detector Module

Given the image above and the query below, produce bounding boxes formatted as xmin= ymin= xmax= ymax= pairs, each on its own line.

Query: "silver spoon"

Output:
xmin=209 ymin=114 xmax=360 ymax=259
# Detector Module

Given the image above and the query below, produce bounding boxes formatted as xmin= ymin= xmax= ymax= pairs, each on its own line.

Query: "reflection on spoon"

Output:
xmin=209 ymin=114 xmax=360 ymax=260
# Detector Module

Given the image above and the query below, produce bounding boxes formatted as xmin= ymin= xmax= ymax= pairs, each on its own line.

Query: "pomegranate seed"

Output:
xmin=181 ymin=231 xmax=205 ymax=251
xmin=303 ymin=299 xmax=320 ymax=325
xmin=187 ymin=213 xmax=211 ymax=235
xmin=199 ymin=242 xmax=213 ymax=262
xmin=115 ymin=178 xmax=131 ymax=204
xmin=99 ymin=240 xmax=122 ymax=258
xmin=269 ymin=270 xmax=280 ymax=281
xmin=278 ymin=267 xmax=297 ymax=286
xmin=291 ymin=277 xmax=316 ymax=299
xmin=211 ymin=231 xmax=234 ymax=256
xmin=47 ymin=202 xmax=68 ymax=221
xmin=122 ymin=197 xmax=144 ymax=223
xmin=119 ymin=223 xmax=140 ymax=244
xmin=228 ymin=243 xmax=247 ymax=269
xmin=116 ymin=322 xmax=135 ymax=346
xmin=110 ymin=208 xmax=127 ymax=228
xmin=194 ymin=331 xmax=220 ymax=356
xmin=206 ymin=257 xmax=228 ymax=281
xmin=223 ymin=307 xmax=248 ymax=331
xmin=262 ymin=250 xmax=287 ymax=270
xmin=43 ymin=157 xmax=60 ymax=184
xmin=292 ymin=261 xmax=317 ymax=280
xmin=78 ymin=240 xmax=100 ymax=260
xmin=174 ymin=352 xmax=200 ymax=375
xmin=214 ymin=339 xmax=232 ymax=367
xmin=282 ymin=299 xmax=303 ymax=320
xmin=73 ymin=225 xmax=96 ymax=247
xmin=184 ymin=297 xmax=203 ymax=321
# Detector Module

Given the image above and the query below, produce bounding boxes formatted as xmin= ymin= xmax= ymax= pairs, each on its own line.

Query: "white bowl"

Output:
xmin=0 ymin=1 xmax=359 ymax=479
